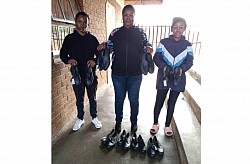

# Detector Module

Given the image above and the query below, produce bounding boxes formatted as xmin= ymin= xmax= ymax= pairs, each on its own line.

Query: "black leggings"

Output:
xmin=153 ymin=89 xmax=180 ymax=127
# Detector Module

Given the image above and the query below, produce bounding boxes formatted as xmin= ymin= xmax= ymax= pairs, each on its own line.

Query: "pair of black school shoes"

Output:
xmin=141 ymin=52 xmax=155 ymax=75
xmin=147 ymin=136 xmax=164 ymax=158
xmin=70 ymin=66 xmax=94 ymax=86
xmin=99 ymin=129 xmax=118 ymax=149
xmin=130 ymin=132 xmax=147 ymax=154
xmin=70 ymin=65 xmax=81 ymax=85
xmin=97 ymin=48 xmax=111 ymax=71
xmin=116 ymin=130 xmax=130 ymax=151
xmin=86 ymin=66 xmax=94 ymax=86
xmin=163 ymin=66 xmax=182 ymax=86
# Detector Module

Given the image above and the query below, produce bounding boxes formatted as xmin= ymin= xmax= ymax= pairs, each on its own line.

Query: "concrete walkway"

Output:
xmin=52 ymin=73 xmax=181 ymax=164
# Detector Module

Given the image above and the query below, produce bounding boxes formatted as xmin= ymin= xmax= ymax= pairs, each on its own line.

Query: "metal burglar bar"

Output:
xmin=138 ymin=25 xmax=201 ymax=55
xmin=51 ymin=24 xmax=74 ymax=57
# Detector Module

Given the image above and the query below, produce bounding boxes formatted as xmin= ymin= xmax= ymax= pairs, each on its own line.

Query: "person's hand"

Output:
xmin=163 ymin=65 xmax=173 ymax=76
xmin=163 ymin=66 xmax=167 ymax=76
xmin=144 ymin=46 xmax=153 ymax=54
xmin=68 ymin=59 xmax=77 ymax=66
xmin=87 ymin=60 xmax=96 ymax=68
xmin=97 ymin=42 xmax=106 ymax=51
xmin=179 ymin=68 xmax=183 ymax=76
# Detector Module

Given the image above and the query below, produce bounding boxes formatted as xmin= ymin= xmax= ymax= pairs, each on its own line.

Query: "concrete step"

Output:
xmin=172 ymin=73 xmax=201 ymax=164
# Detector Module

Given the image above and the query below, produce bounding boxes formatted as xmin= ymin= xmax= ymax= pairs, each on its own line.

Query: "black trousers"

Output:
xmin=72 ymin=79 xmax=98 ymax=120
xmin=153 ymin=89 xmax=180 ymax=127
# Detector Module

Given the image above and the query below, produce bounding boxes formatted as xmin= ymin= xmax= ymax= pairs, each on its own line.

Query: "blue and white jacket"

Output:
xmin=153 ymin=35 xmax=194 ymax=92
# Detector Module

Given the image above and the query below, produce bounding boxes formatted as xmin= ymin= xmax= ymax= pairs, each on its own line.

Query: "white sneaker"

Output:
xmin=92 ymin=118 xmax=102 ymax=129
xmin=72 ymin=118 xmax=85 ymax=131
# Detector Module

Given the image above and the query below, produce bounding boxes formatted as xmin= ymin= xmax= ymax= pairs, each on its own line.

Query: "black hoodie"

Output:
xmin=60 ymin=30 xmax=99 ymax=79
xmin=108 ymin=26 xmax=150 ymax=76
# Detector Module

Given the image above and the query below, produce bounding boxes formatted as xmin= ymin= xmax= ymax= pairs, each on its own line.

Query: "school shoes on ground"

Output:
xmin=72 ymin=118 xmax=85 ymax=131
xmin=130 ymin=132 xmax=138 ymax=150
xmin=92 ymin=118 xmax=102 ymax=129
xmin=152 ymin=136 xmax=164 ymax=155
xmin=122 ymin=132 xmax=131 ymax=150
xmin=147 ymin=137 xmax=157 ymax=158
xmin=100 ymin=129 xmax=115 ymax=147
xmin=117 ymin=130 xmax=126 ymax=147
xmin=117 ymin=130 xmax=131 ymax=150
xmin=137 ymin=134 xmax=146 ymax=154
xmin=100 ymin=129 xmax=118 ymax=149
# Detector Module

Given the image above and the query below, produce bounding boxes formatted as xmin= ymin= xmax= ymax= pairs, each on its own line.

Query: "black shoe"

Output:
xmin=131 ymin=123 xmax=138 ymax=134
xmin=147 ymin=137 xmax=157 ymax=158
xmin=140 ymin=53 xmax=148 ymax=75
xmin=115 ymin=122 xmax=121 ymax=134
xmin=122 ymin=132 xmax=130 ymax=151
xmin=106 ymin=130 xmax=118 ymax=149
xmin=152 ymin=136 xmax=164 ymax=155
xmin=130 ymin=132 xmax=138 ymax=150
xmin=137 ymin=135 xmax=146 ymax=154
xmin=163 ymin=66 xmax=172 ymax=84
xmin=97 ymin=48 xmax=111 ymax=71
xmin=100 ymin=129 xmax=115 ymax=148
xmin=86 ymin=66 xmax=94 ymax=86
xmin=174 ymin=66 xmax=182 ymax=86
xmin=117 ymin=130 xmax=126 ymax=147
xmin=70 ymin=65 xmax=81 ymax=85
xmin=146 ymin=53 xmax=154 ymax=74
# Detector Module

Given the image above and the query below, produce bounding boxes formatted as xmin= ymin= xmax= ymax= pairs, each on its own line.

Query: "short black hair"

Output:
xmin=171 ymin=17 xmax=187 ymax=30
xmin=122 ymin=5 xmax=135 ymax=15
xmin=75 ymin=11 xmax=90 ymax=20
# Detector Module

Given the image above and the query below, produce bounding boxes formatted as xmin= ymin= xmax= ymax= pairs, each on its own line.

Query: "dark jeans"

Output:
xmin=111 ymin=74 xmax=142 ymax=124
xmin=153 ymin=89 xmax=180 ymax=127
xmin=72 ymin=79 xmax=98 ymax=120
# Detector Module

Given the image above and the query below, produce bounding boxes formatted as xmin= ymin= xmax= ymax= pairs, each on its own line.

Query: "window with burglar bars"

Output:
xmin=51 ymin=0 xmax=81 ymax=57
xmin=137 ymin=25 xmax=201 ymax=56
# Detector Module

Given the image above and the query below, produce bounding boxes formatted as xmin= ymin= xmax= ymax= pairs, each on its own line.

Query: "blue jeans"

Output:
xmin=72 ymin=79 xmax=98 ymax=120
xmin=111 ymin=74 xmax=142 ymax=124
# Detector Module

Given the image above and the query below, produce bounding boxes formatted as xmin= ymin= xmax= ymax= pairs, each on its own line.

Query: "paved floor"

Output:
xmin=52 ymin=73 xmax=181 ymax=164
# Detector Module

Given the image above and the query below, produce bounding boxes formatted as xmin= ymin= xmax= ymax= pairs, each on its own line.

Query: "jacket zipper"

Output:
xmin=125 ymin=29 xmax=128 ymax=77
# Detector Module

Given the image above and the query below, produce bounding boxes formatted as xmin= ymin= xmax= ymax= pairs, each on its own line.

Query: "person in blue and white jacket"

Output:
xmin=150 ymin=17 xmax=194 ymax=136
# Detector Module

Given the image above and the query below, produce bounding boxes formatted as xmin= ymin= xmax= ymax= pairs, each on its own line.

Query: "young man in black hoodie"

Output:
xmin=60 ymin=12 xmax=102 ymax=131
xmin=98 ymin=5 xmax=153 ymax=134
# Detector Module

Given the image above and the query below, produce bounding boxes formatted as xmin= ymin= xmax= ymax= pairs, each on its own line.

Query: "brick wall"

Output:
xmin=52 ymin=63 xmax=76 ymax=145
xmin=52 ymin=0 xmax=124 ymax=147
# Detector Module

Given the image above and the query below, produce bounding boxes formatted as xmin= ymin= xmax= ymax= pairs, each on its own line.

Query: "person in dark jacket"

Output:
xmin=97 ymin=5 xmax=153 ymax=134
xmin=60 ymin=12 xmax=102 ymax=131
xmin=150 ymin=17 xmax=194 ymax=136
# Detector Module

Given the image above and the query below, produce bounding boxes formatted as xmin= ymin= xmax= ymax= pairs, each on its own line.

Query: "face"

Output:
xmin=171 ymin=21 xmax=186 ymax=41
xmin=75 ymin=15 xmax=88 ymax=35
xmin=122 ymin=9 xmax=134 ymax=28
